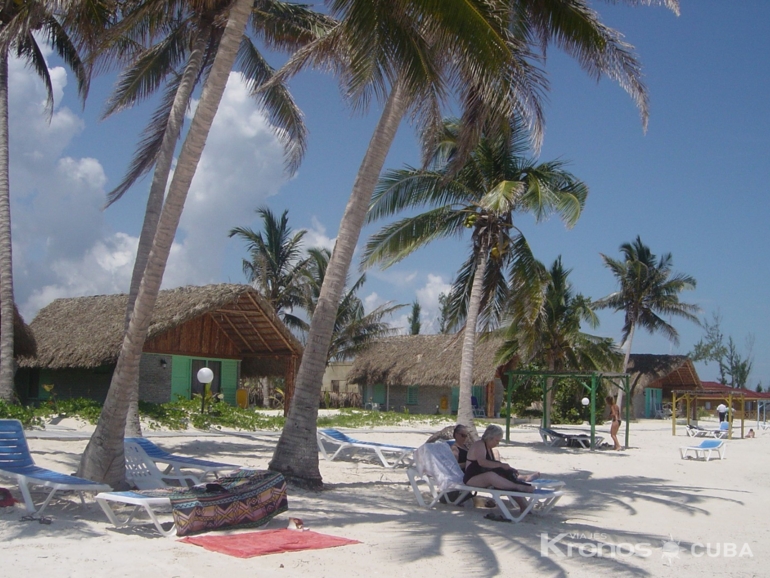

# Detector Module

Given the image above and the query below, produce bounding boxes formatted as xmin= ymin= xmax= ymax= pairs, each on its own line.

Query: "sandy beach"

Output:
xmin=1 ymin=418 xmax=767 ymax=578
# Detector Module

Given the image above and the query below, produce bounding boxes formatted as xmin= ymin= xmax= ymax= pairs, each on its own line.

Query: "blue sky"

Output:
xmin=9 ymin=1 xmax=769 ymax=386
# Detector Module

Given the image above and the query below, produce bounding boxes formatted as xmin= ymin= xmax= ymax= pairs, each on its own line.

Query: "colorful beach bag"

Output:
xmin=170 ymin=470 xmax=288 ymax=537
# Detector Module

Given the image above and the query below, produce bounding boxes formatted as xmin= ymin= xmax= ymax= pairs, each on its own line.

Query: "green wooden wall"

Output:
xmin=170 ymin=356 xmax=239 ymax=406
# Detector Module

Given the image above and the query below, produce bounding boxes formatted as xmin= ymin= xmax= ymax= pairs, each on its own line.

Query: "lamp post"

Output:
xmin=197 ymin=367 xmax=214 ymax=414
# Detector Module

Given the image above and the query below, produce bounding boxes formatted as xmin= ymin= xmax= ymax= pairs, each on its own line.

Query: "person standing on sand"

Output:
xmin=606 ymin=396 xmax=622 ymax=450
xmin=717 ymin=403 xmax=728 ymax=423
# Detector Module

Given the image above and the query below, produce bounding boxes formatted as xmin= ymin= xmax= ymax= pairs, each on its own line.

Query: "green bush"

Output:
xmin=0 ymin=400 xmax=41 ymax=426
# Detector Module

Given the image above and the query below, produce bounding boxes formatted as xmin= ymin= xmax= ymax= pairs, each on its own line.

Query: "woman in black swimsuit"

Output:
xmin=451 ymin=424 xmax=471 ymax=470
xmin=464 ymin=425 xmax=536 ymax=511
xmin=606 ymin=395 xmax=622 ymax=450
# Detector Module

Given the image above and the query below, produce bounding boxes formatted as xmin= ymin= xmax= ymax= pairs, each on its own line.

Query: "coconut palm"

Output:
xmin=229 ymin=207 xmax=310 ymax=332
xmin=267 ymin=0 xmax=679 ymax=487
xmin=302 ymin=248 xmax=402 ymax=363
xmin=0 ymin=0 xmax=93 ymax=400
xmin=594 ymin=235 xmax=700 ymax=407
xmin=364 ymin=119 xmax=588 ymax=433
xmin=77 ymin=0 xmax=258 ymax=486
xmin=99 ymin=1 xmax=332 ymax=435
xmin=497 ymin=256 xmax=621 ymax=426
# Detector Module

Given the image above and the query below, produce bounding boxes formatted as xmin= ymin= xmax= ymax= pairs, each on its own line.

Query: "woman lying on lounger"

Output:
xmin=463 ymin=425 xmax=538 ymax=510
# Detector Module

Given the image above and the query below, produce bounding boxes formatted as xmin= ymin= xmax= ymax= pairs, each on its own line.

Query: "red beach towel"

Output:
xmin=179 ymin=529 xmax=360 ymax=558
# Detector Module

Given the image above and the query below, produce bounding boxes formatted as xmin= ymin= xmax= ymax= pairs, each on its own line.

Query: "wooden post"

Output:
xmin=672 ymin=392 xmax=677 ymax=436
xmin=283 ymin=355 xmax=297 ymax=418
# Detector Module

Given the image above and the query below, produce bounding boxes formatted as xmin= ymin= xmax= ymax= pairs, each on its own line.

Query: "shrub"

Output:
xmin=0 ymin=400 xmax=41 ymax=426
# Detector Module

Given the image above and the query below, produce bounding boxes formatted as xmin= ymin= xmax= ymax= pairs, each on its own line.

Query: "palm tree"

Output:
xmin=267 ymin=0 xmax=678 ymax=487
xmin=497 ymin=257 xmax=621 ymax=426
xmin=364 ymin=119 xmax=588 ymax=433
xmin=77 ymin=0 xmax=258 ymax=487
xmin=0 ymin=0 xmax=92 ymax=401
xmin=229 ymin=207 xmax=310 ymax=332
xmin=594 ymin=235 xmax=700 ymax=407
xmin=301 ymin=248 xmax=402 ymax=363
xmin=99 ymin=1 xmax=332 ymax=435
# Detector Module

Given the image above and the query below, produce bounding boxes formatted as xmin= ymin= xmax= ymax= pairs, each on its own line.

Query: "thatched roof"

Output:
xmin=347 ymin=333 xmax=507 ymax=387
xmin=1 ymin=303 xmax=37 ymax=357
xmin=626 ymin=354 xmax=701 ymax=390
xmin=18 ymin=284 xmax=302 ymax=370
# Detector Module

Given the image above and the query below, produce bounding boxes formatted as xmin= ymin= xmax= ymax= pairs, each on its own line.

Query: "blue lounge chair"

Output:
xmin=0 ymin=419 xmax=110 ymax=514
xmin=125 ymin=437 xmax=240 ymax=480
xmin=317 ymin=428 xmax=415 ymax=468
xmin=680 ymin=439 xmax=727 ymax=461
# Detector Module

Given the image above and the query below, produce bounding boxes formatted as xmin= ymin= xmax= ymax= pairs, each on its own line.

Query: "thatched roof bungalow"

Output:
xmin=2 ymin=303 xmax=37 ymax=358
xmin=347 ymin=334 xmax=509 ymax=416
xmin=15 ymin=284 xmax=302 ymax=406
xmin=626 ymin=354 xmax=701 ymax=418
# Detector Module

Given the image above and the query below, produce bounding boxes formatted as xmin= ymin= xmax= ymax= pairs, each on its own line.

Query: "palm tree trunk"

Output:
xmin=617 ymin=323 xmax=636 ymax=409
xmin=123 ymin=33 xmax=208 ymax=437
xmin=457 ymin=246 xmax=488 ymax=437
xmin=77 ymin=0 xmax=253 ymax=486
xmin=0 ymin=50 xmax=15 ymax=402
xmin=269 ymin=81 xmax=408 ymax=487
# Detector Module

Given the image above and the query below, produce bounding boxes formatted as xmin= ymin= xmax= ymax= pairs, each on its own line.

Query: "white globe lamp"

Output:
xmin=197 ymin=367 xmax=214 ymax=384
xmin=581 ymin=397 xmax=590 ymax=407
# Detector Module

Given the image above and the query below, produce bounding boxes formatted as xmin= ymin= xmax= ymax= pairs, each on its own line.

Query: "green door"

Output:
xmin=451 ymin=387 xmax=459 ymax=413
xmin=170 ymin=356 xmax=192 ymax=401
xmin=645 ymin=388 xmax=662 ymax=418
xmin=221 ymin=360 xmax=239 ymax=406
xmin=472 ymin=385 xmax=485 ymax=408
xmin=372 ymin=384 xmax=386 ymax=405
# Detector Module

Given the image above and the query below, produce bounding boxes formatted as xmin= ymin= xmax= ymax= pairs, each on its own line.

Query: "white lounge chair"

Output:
xmin=0 ymin=419 xmax=110 ymax=515
xmin=124 ymin=441 xmax=202 ymax=490
xmin=406 ymin=442 xmax=565 ymax=523
xmin=680 ymin=439 xmax=727 ymax=462
xmin=95 ymin=488 xmax=182 ymax=537
xmin=124 ymin=437 xmax=239 ymax=480
xmin=95 ymin=443 xmax=203 ymax=536
xmin=317 ymin=428 xmax=415 ymax=468
xmin=685 ymin=424 xmax=727 ymax=439
xmin=96 ymin=470 xmax=287 ymax=538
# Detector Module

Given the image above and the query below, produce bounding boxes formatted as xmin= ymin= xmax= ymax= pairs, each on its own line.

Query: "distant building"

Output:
xmin=15 ymin=284 xmax=302 ymax=407
xmin=347 ymin=334 xmax=510 ymax=415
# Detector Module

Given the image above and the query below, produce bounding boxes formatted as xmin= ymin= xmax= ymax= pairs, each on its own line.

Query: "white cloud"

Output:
xmin=11 ymin=62 xmax=290 ymax=320
xmin=163 ymin=71 xmax=287 ymax=288
xmin=416 ymin=273 xmax=452 ymax=332
xmin=303 ymin=216 xmax=336 ymax=252
xmin=22 ymin=233 xmax=138 ymax=317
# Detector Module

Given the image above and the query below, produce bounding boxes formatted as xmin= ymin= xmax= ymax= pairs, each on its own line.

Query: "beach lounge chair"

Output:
xmin=539 ymin=427 xmax=604 ymax=449
xmin=124 ymin=442 xmax=202 ymax=490
xmin=0 ymin=419 xmax=110 ymax=514
xmin=125 ymin=437 xmax=239 ymax=480
xmin=96 ymin=470 xmax=287 ymax=537
xmin=685 ymin=424 xmax=727 ymax=439
xmin=685 ymin=424 xmax=711 ymax=437
xmin=679 ymin=439 xmax=727 ymax=462
xmin=317 ymin=428 xmax=415 ymax=468
xmin=406 ymin=442 xmax=564 ymax=523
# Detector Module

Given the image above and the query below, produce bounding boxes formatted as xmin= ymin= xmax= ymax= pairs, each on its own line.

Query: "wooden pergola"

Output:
xmin=671 ymin=388 xmax=767 ymax=439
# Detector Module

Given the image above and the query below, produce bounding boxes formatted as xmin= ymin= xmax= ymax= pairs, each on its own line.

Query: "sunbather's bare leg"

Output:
xmin=465 ymin=472 xmax=533 ymax=511
xmin=520 ymin=472 xmax=539 ymax=482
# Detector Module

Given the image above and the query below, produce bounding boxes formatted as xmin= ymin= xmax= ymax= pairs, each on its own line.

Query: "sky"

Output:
xmin=9 ymin=0 xmax=770 ymax=386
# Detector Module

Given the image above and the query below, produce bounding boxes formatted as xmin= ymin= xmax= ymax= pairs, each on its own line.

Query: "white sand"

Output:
xmin=1 ymin=418 xmax=767 ymax=577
